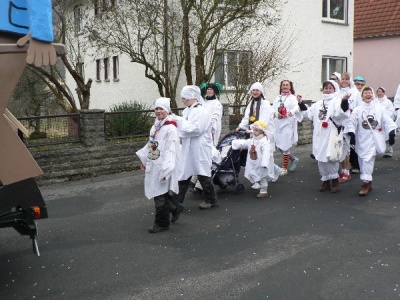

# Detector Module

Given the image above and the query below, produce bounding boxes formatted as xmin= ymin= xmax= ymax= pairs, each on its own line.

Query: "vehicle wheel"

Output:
xmin=235 ymin=183 xmax=245 ymax=194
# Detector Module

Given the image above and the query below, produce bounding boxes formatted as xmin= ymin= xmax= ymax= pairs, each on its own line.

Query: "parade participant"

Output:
xmin=190 ymin=82 xmax=223 ymax=195
xmin=349 ymin=76 xmax=366 ymax=174
xmin=338 ymin=72 xmax=359 ymax=183
xmin=330 ymin=72 xmax=341 ymax=86
xmin=299 ymin=80 xmax=350 ymax=192
xmin=273 ymin=80 xmax=301 ymax=176
xmin=235 ymin=82 xmax=281 ymax=183
xmin=232 ymin=121 xmax=274 ymax=198
xmin=136 ymin=98 xmax=181 ymax=233
xmin=375 ymin=87 xmax=395 ymax=158
xmin=393 ymin=84 xmax=400 ymax=112
xmin=200 ymin=82 xmax=223 ymax=146
xmin=171 ymin=85 xmax=219 ymax=209
xmin=347 ymin=87 xmax=396 ymax=196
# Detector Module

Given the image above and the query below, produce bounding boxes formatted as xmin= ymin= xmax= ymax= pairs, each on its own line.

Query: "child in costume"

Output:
xmin=347 ymin=87 xmax=396 ymax=196
xmin=136 ymin=98 xmax=181 ymax=233
xmin=232 ymin=120 xmax=274 ymax=198
xmin=235 ymin=82 xmax=281 ymax=183
xmin=299 ymin=80 xmax=350 ymax=193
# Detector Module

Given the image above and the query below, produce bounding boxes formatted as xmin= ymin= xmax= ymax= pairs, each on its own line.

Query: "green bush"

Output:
xmin=29 ymin=131 xmax=47 ymax=139
xmin=107 ymin=101 xmax=154 ymax=137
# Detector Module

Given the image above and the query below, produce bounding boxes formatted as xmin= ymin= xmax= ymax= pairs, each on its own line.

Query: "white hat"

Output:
xmin=154 ymin=97 xmax=171 ymax=112
xmin=181 ymin=85 xmax=205 ymax=105
xmin=248 ymin=82 xmax=264 ymax=95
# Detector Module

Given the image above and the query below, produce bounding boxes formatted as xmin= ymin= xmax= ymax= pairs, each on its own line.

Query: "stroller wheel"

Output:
xmin=235 ymin=183 xmax=245 ymax=194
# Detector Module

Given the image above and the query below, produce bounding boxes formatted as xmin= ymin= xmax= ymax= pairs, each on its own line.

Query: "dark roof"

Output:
xmin=354 ymin=0 xmax=400 ymax=38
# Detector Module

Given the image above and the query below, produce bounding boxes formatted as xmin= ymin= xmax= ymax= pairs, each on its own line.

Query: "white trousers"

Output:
xmin=260 ymin=177 xmax=268 ymax=193
xmin=318 ymin=161 xmax=339 ymax=181
xmin=359 ymin=155 xmax=375 ymax=182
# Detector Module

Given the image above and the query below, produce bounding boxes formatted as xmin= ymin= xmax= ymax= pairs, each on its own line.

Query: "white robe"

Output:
xmin=273 ymin=94 xmax=301 ymax=151
xmin=238 ymin=98 xmax=275 ymax=145
xmin=174 ymin=103 xmax=213 ymax=180
xmin=136 ymin=119 xmax=180 ymax=199
xmin=347 ymin=101 xmax=397 ymax=161
xmin=393 ymin=84 xmax=400 ymax=109
xmin=232 ymin=135 xmax=274 ymax=183
xmin=203 ymin=98 xmax=223 ymax=146
xmin=375 ymin=96 xmax=395 ymax=120
xmin=303 ymin=96 xmax=350 ymax=162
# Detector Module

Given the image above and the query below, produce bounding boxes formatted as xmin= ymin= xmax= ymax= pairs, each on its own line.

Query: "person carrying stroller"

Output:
xmin=235 ymin=82 xmax=281 ymax=183
xmin=232 ymin=121 xmax=274 ymax=198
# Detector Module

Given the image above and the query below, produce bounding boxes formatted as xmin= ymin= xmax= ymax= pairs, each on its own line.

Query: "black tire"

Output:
xmin=235 ymin=183 xmax=245 ymax=194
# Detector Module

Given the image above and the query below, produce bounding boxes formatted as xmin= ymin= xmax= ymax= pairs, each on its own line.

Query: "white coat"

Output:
xmin=136 ymin=118 xmax=180 ymax=199
xmin=347 ymin=101 xmax=397 ymax=161
xmin=272 ymin=94 xmax=301 ymax=151
xmin=238 ymin=98 xmax=276 ymax=147
xmin=375 ymin=96 xmax=395 ymax=120
xmin=174 ymin=103 xmax=213 ymax=180
xmin=303 ymin=95 xmax=350 ymax=162
xmin=203 ymin=97 xmax=223 ymax=146
xmin=393 ymin=84 xmax=400 ymax=109
xmin=232 ymin=135 xmax=274 ymax=183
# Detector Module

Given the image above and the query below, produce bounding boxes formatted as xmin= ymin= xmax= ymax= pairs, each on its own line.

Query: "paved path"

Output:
xmin=1 ymin=144 xmax=400 ymax=299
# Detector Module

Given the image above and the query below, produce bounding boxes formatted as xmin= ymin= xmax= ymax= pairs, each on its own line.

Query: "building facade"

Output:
xmin=65 ymin=0 xmax=354 ymax=109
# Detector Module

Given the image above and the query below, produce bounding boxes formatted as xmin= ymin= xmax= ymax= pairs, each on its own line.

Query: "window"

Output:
xmin=95 ymin=0 xmax=116 ymax=15
xmin=73 ymin=5 xmax=82 ymax=32
xmin=215 ymin=50 xmax=252 ymax=90
xmin=322 ymin=0 xmax=347 ymax=23
xmin=112 ymin=55 xmax=119 ymax=80
xmin=96 ymin=59 xmax=101 ymax=81
xmin=321 ymin=56 xmax=347 ymax=83
xmin=104 ymin=57 xmax=110 ymax=81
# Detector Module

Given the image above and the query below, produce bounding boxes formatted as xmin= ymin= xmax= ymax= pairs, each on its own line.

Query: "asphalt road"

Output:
xmin=1 ymin=144 xmax=400 ymax=300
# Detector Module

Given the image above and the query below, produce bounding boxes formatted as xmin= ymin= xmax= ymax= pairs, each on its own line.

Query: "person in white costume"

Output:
xmin=189 ymin=82 xmax=223 ymax=195
xmin=299 ymin=80 xmax=350 ymax=193
xmin=200 ymin=82 xmax=223 ymax=146
xmin=235 ymin=82 xmax=281 ymax=183
xmin=171 ymin=85 xmax=219 ymax=209
xmin=232 ymin=120 xmax=274 ymax=198
xmin=347 ymin=86 xmax=396 ymax=196
xmin=136 ymin=97 xmax=181 ymax=233
xmin=375 ymin=87 xmax=395 ymax=158
xmin=393 ymin=83 xmax=400 ymax=112
xmin=338 ymin=72 xmax=360 ymax=183
xmin=273 ymin=80 xmax=302 ymax=176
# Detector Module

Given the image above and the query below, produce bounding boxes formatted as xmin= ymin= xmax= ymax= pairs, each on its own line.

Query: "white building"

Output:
xmin=65 ymin=0 xmax=354 ymax=109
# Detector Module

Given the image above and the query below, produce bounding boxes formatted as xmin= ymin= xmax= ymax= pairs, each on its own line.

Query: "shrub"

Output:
xmin=29 ymin=131 xmax=47 ymax=139
xmin=106 ymin=101 xmax=154 ymax=138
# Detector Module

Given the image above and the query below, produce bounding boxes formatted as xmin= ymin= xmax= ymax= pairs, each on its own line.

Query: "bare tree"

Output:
xmin=85 ymin=0 xmax=184 ymax=107
xmin=26 ymin=0 xmax=93 ymax=113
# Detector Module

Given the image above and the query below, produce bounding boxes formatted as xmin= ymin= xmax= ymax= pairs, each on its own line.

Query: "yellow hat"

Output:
xmin=251 ymin=120 xmax=268 ymax=134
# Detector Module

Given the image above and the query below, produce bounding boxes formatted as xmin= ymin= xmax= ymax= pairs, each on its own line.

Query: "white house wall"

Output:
xmin=65 ymin=0 xmax=354 ymax=109
xmin=262 ymin=0 xmax=354 ymax=102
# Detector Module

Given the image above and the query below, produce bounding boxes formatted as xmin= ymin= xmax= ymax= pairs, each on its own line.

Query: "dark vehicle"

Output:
xmin=0 ymin=178 xmax=48 ymax=256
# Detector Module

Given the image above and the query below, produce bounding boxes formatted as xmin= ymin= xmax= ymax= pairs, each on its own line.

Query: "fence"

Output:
xmin=17 ymin=114 xmax=80 ymax=147
xmin=16 ymin=104 xmax=312 ymax=185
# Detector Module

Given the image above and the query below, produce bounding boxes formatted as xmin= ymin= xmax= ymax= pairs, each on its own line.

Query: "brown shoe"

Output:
xmin=331 ymin=178 xmax=339 ymax=193
xmin=256 ymin=193 xmax=269 ymax=198
xmin=319 ymin=180 xmax=331 ymax=192
xmin=199 ymin=202 xmax=219 ymax=209
xmin=359 ymin=181 xmax=372 ymax=196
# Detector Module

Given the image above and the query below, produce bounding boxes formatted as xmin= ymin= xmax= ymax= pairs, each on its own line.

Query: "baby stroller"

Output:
xmin=212 ymin=131 xmax=246 ymax=194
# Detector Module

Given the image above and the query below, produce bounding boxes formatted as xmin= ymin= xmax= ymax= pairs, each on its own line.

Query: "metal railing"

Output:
xmin=104 ymin=107 xmax=184 ymax=140
xmin=17 ymin=114 xmax=81 ymax=147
